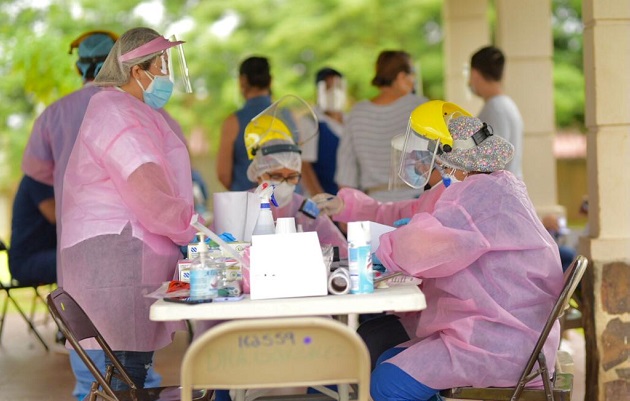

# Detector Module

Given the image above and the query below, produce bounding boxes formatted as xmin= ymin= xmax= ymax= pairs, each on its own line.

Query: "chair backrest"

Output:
xmin=511 ymin=255 xmax=588 ymax=399
xmin=46 ymin=288 xmax=137 ymax=400
xmin=180 ymin=317 xmax=371 ymax=401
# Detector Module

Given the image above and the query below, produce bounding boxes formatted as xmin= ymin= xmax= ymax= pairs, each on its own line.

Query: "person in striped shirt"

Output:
xmin=335 ymin=50 xmax=428 ymax=202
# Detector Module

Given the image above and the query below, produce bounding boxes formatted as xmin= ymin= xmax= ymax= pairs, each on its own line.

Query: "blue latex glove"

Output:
xmin=219 ymin=232 xmax=237 ymax=242
xmin=372 ymin=253 xmax=386 ymax=272
xmin=394 ymin=218 xmax=411 ymax=227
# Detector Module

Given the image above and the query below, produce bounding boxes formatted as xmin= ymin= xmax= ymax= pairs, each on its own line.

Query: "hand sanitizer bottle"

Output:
xmin=347 ymin=221 xmax=373 ymax=294
xmin=190 ymin=234 xmax=216 ymax=300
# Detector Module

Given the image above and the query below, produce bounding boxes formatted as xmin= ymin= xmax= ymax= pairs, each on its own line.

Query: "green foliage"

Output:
xmin=0 ymin=0 xmax=585 ymax=192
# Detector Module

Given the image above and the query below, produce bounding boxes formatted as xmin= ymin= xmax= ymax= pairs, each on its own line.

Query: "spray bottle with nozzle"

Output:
xmin=252 ymin=182 xmax=278 ymax=235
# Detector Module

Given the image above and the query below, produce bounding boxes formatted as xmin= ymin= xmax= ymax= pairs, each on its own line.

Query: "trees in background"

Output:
xmin=0 ymin=0 xmax=584 ymax=191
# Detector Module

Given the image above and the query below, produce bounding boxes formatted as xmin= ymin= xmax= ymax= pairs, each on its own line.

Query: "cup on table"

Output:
xmin=275 ymin=217 xmax=297 ymax=234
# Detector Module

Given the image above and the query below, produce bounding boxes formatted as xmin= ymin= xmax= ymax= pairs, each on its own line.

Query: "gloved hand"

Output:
xmin=394 ymin=218 xmax=411 ymax=227
xmin=312 ymin=193 xmax=344 ymax=216
xmin=218 ymin=232 xmax=237 ymax=242
xmin=372 ymin=253 xmax=386 ymax=271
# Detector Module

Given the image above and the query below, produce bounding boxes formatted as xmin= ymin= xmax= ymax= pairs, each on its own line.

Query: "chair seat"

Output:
xmin=440 ymin=372 xmax=573 ymax=401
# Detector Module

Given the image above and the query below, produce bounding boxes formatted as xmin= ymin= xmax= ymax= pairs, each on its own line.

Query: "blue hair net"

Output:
xmin=76 ymin=33 xmax=116 ymax=79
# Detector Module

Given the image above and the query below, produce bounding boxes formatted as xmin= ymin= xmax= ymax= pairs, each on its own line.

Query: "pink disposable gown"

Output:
xmin=60 ymin=88 xmax=197 ymax=352
xmin=272 ymin=192 xmax=348 ymax=258
xmin=336 ymin=172 xmax=563 ymax=390
xmin=334 ymin=182 xmax=447 ymax=226
xmin=21 ymin=83 xmax=187 ymax=287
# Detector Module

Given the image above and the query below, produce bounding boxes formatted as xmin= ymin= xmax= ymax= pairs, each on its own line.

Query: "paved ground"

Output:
xmin=0 ymin=289 xmax=586 ymax=401
xmin=0 ymin=294 xmax=186 ymax=401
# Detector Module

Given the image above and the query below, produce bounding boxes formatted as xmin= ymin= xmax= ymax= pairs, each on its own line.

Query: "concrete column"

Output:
xmin=495 ymin=0 xmax=561 ymax=216
xmin=581 ymin=1 xmax=630 ymax=400
xmin=442 ymin=0 xmax=489 ymax=113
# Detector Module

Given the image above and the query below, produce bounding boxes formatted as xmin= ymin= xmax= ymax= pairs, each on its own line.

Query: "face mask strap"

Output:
xmin=135 ymin=76 xmax=147 ymax=92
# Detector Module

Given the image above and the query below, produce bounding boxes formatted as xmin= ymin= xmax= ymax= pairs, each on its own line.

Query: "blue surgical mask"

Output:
xmin=442 ymin=173 xmax=460 ymax=187
xmin=136 ymin=71 xmax=174 ymax=109
xmin=436 ymin=164 xmax=462 ymax=188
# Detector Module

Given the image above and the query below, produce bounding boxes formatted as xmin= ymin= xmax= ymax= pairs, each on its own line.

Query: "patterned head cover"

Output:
xmin=437 ymin=116 xmax=514 ymax=172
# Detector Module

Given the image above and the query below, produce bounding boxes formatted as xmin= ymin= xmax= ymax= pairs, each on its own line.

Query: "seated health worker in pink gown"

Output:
xmin=60 ymin=27 xmax=199 ymax=390
xmin=246 ymin=138 xmax=347 ymax=257
xmin=314 ymin=100 xmax=564 ymax=401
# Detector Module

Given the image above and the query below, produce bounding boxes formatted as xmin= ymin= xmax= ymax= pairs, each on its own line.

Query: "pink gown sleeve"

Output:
xmin=22 ymin=113 xmax=54 ymax=185
xmin=334 ymin=188 xmax=416 ymax=225
xmin=299 ymin=213 xmax=348 ymax=258
xmin=98 ymin=123 xmax=198 ymax=246
xmin=375 ymin=208 xmax=491 ymax=279
xmin=334 ymin=184 xmax=446 ymax=226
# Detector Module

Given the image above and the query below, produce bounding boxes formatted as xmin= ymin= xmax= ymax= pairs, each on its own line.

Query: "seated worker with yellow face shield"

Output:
xmin=243 ymin=106 xmax=348 ymax=257
xmin=313 ymin=100 xmax=564 ymax=401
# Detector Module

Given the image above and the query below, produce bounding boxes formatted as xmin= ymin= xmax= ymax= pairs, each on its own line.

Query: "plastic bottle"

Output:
xmin=252 ymin=182 xmax=277 ymax=235
xmin=347 ymin=221 xmax=373 ymax=294
xmin=190 ymin=234 xmax=220 ymax=300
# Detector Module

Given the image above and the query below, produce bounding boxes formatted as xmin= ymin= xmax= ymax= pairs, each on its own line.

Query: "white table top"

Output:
xmin=150 ymin=285 xmax=426 ymax=322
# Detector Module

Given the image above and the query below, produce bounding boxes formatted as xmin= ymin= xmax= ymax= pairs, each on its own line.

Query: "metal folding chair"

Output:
xmin=47 ymin=288 xmax=210 ymax=401
xmin=440 ymin=255 xmax=588 ymax=401
xmin=0 ymin=239 xmax=52 ymax=351
xmin=180 ymin=317 xmax=371 ymax=401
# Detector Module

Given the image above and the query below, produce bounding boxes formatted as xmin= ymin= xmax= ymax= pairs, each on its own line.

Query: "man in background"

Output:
xmin=469 ymin=45 xmax=524 ymax=179
xmin=300 ymin=67 xmax=346 ymax=197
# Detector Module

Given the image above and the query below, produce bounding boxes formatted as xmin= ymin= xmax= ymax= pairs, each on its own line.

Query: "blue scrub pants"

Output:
xmin=71 ymin=349 xmax=162 ymax=400
xmin=371 ymin=348 xmax=441 ymax=401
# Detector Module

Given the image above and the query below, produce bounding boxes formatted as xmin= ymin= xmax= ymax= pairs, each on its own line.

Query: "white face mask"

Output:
xmin=270 ymin=181 xmax=296 ymax=207
xmin=317 ymin=81 xmax=346 ymax=113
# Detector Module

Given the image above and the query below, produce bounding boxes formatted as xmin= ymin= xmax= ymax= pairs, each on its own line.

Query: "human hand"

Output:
xmin=312 ymin=193 xmax=344 ymax=216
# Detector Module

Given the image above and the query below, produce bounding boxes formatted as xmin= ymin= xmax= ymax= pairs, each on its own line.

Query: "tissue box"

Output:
xmin=250 ymin=232 xmax=327 ymax=300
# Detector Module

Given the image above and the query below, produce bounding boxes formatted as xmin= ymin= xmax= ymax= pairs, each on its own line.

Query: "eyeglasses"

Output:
xmin=264 ymin=173 xmax=302 ymax=185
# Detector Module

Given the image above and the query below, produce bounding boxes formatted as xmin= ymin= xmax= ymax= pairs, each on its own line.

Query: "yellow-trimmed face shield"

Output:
xmin=244 ymin=94 xmax=318 ymax=160
xmin=396 ymin=100 xmax=472 ymax=189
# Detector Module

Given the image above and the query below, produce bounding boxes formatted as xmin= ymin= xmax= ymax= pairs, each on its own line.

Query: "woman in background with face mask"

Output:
xmin=59 ymin=27 xmax=199 ymax=390
xmin=247 ymin=138 xmax=347 ymax=257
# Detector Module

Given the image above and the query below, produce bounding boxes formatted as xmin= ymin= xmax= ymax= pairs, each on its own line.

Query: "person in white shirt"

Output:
xmin=300 ymin=67 xmax=346 ymax=197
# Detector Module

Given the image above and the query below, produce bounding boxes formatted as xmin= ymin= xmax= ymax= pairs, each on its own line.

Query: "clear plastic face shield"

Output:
xmin=395 ymin=124 xmax=444 ymax=189
xmin=166 ymin=35 xmax=192 ymax=93
xmin=245 ymin=94 xmax=318 ymax=159
xmin=317 ymin=75 xmax=346 ymax=112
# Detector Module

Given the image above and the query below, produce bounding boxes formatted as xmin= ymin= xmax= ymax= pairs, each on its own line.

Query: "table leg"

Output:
xmin=235 ymin=389 xmax=246 ymax=401
xmin=347 ymin=313 xmax=359 ymax=330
